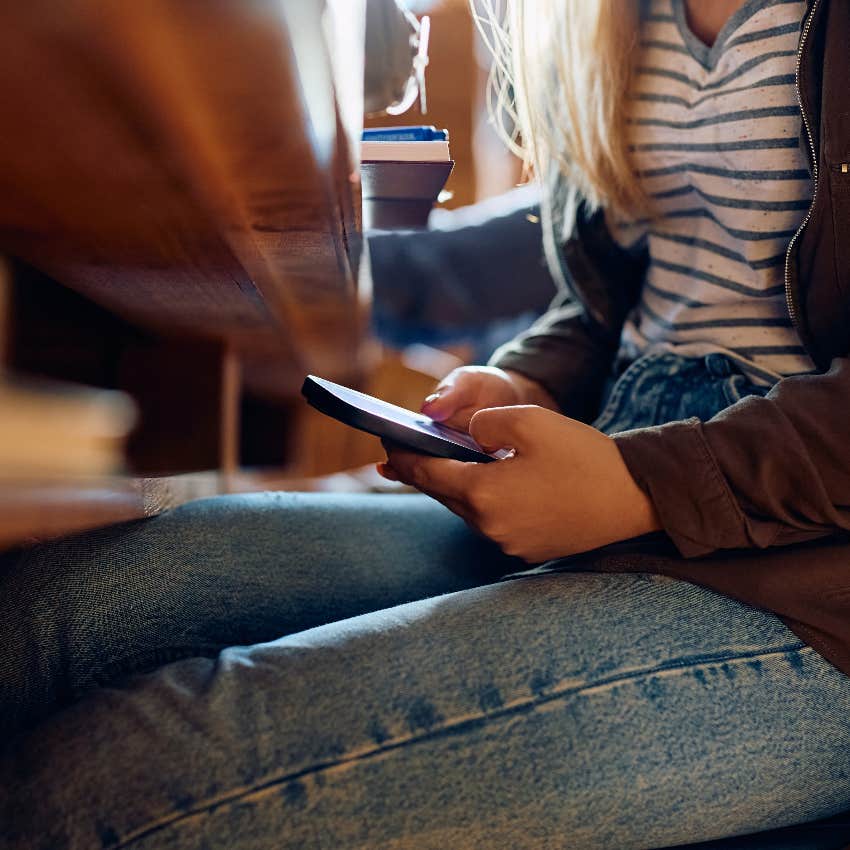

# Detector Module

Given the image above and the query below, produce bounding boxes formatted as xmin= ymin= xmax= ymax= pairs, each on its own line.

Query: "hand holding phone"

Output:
xmin=301 ymin=375 xmax=511 ymax=463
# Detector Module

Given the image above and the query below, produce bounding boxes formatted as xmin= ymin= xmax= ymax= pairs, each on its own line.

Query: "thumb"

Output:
xmin=469 ymin=405 xmax=538 ymax=454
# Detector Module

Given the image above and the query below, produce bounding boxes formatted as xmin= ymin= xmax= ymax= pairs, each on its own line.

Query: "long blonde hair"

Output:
xmin=474 ymin=0 xmax=644 ymax=283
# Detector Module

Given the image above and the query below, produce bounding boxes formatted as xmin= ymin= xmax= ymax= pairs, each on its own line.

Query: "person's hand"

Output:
xmin=379 ymin=405 xmax=661 ymax=563
xmin=421 ymin=366 xmax=558 ymax=431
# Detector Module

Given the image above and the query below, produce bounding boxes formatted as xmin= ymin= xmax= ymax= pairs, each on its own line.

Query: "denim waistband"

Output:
xmin=593 ymin=351 xmax=771 ymax=436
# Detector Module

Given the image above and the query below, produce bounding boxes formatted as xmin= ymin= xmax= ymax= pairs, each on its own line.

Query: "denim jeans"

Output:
xmin=1 ymin=353 xmax=849 ymax=850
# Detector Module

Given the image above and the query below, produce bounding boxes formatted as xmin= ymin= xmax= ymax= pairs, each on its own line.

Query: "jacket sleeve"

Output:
xmin=613 ymin=357 xmax=850 ymax=557
xmin=487 ymin=292 xmax=616 ymax=422
xmin=488 ymin=206 xmax=647 ymax=422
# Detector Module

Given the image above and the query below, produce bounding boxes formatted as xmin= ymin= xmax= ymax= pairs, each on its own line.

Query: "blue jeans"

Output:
xmin=1 ymin=353 xmax=849 ymax=850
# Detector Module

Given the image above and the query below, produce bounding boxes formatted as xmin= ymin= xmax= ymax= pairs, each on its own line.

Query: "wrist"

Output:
xmin=628 ymin=484 xmax=663 ymax=537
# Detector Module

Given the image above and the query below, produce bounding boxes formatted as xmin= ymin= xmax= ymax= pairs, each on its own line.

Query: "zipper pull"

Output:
xmin=831 ymin=162 xmax=849 ymax=174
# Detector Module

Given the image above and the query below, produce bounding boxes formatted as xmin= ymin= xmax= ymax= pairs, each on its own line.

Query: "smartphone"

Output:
xmin=301 ymin=375 xmax=510 ymax=463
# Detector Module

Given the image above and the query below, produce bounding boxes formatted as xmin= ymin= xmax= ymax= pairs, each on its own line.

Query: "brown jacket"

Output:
xmin=490 ymin=0 xmax=850 ymax=675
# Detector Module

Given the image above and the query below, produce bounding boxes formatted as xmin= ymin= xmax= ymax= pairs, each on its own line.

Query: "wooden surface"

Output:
xmin=0 ymin=1 xmax=381 ymax=548
xmin=0 ymin=2 xmax=469 ymax=551
xmin=0 ymin=0 xmax=368 ymax=398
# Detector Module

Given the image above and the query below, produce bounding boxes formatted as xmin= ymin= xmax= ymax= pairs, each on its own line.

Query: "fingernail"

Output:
xmin=376 ymin=462 xmax=398 ymax=481
xmin=423 ymin=392 xmax=442 ymax=405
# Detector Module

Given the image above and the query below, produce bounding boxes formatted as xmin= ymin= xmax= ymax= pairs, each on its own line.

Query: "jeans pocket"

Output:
xmin=592 ymin=352 xmax=675 ymax=434
xmin=594 ymin=352 xmax=772 ymax=433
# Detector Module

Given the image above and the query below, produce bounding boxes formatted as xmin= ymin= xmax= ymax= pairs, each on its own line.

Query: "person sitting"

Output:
xmin=2 ymin=1 xmax=850 ymax=847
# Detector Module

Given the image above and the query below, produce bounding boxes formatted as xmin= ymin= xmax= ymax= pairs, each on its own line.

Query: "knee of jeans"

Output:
xmin=16 ymin=515 xmax=239 ymax=655
xmin=9 ymin=492 xmax=360 ymax=678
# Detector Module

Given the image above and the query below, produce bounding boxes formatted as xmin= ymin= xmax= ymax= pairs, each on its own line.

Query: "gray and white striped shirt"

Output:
xmin=610 ymin=0 xmax=814 ymax=384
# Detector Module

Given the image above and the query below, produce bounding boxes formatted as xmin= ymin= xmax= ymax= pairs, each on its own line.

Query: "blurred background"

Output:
xmin=312 ymin=0 xmax=552 ymax=480
xmin=368 ymin=0 xmax=522 ymax=207
xmin=0 ymin=0 xmax=551 ymax=546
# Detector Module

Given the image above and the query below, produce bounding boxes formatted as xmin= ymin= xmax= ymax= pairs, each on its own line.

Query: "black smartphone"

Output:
xmin=301 ymin=375 xmax=510 ymax=463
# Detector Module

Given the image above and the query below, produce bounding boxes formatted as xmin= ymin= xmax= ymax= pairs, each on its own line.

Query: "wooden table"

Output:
xmin=0 ymin=0 xmax=373 ymax=545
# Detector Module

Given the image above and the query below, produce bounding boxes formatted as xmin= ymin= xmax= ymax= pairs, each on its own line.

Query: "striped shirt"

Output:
xmin=609 ymin=0 xmax=815 ymax=384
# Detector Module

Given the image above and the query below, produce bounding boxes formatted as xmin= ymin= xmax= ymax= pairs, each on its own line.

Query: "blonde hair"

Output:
xmin=473 ymin=0 xmax=644 ymax=282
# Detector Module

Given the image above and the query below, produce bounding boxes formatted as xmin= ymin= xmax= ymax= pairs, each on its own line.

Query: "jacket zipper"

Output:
xmin=783 ymin=0 xmax=821 ymax=334
xmin=831 ymin=163 xmax=849 ymax=174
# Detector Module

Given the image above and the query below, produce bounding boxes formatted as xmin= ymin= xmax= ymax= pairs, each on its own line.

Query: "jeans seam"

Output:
xmin=95 ymin=644 xmax=229 ymax=687
xmin=110 ymin=640 xmax=811 ymax=849
xmin=721 ymin=375 xmax=743 ymax=407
